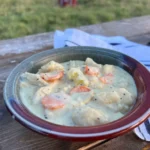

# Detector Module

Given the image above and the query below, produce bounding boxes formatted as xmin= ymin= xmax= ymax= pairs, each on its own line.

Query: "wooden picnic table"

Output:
xmin=0 ymin=15 xmax=150 ymax=150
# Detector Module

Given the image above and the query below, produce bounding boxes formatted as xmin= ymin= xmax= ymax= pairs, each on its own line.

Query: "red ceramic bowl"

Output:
xmin=4 ymin=46 xmax=150 ymax=141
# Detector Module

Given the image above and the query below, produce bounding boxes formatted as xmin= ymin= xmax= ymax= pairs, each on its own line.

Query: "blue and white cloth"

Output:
xmin=54 ymin=29 xmax=150 ymax=70
xmin=54 ymin=29 xmax=150 ymax=141
xmin=134 ymin=118 xmax=150 ymax=141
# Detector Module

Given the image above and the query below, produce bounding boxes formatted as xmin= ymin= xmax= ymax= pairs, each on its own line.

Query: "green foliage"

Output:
xmin=0 ymin=0 xmax=150 ymax=39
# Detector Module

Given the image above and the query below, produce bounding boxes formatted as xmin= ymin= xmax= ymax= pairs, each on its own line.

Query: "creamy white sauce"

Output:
xmin=19 ymin=58 xmax=137 ymax=126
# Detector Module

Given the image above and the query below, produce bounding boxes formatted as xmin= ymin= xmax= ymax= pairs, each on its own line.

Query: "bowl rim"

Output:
xmin=4 ymin=46 xmax=150 ymax=139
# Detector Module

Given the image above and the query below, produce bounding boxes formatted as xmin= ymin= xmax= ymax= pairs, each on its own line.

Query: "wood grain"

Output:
xmin=92 ymin=132 xmax=148 ymax=150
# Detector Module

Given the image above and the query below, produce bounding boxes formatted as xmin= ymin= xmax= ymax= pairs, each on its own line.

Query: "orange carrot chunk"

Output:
xmin=41 ymin=95 xmax=65 ymax=110
xmin=40 ymin=71 xmax=64 ymax=82
xmin=99 ymin=73 xmax=113 ymax=84
xmin=70 ymin=85 xmax=91 ymax=94
xmin=84 ymin=66 xmax=99 ymax=76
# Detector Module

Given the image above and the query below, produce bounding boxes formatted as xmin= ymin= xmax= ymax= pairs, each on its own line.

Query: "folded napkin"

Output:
xmin=54 ymin=29 xmax=150 ymax=70
xmin=54 ymin=29 xmax=150 ymax=141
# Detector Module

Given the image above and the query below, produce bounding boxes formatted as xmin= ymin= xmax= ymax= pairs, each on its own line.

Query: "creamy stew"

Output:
xmin=19 ymin=58 xmax=137 ymax=126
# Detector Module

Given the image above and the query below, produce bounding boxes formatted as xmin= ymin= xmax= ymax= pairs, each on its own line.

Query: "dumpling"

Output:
xmin=72 ymin=106 xmax=108 ymax=126
xmin=20 ymin=72 xmax=49 ymax=86
xmin=95 ymin=91 xmax=120 ymax=104
xmin=94 ymin=89 xmax=133 ymax=113
xmin=69 ymin=60 xmax=84 ymax=68
xmin=33 ymin=85 xmax=56 ymax=104
xmin=117 ymin=88 xmax=134 ymax=106
xmin=105 ymin=102 xmax=129 ymax=114
xmin=103 ymin=88 xmax=134 ymax=113
xmin=85 ymin=58 xmax=102 ymax=68
xmin=44 ymin=92 xmax=73 ymax=125
xmin=38 ymin=61 xmax=64 ymax=73
xmin=71 ymin=91 xmax=93 ymax=106
xmin=87 ymin=76 xmax=104 ymax=88
xmin=67 ymin=68 xmax=89 ymax=86
xmin=103 ymin=64 xmax=115 ymax=74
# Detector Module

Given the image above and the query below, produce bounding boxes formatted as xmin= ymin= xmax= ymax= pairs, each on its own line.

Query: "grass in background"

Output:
xmin=0 ymin=0 xmax=150 ymax=40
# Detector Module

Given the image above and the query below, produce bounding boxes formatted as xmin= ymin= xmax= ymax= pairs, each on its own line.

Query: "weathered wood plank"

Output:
xmin=0 ymin=116 xmax=91 ymax=150
xmin=0 ymin=49 xmax=48 ymax=81
xmin=0 ymin=15 xmax=149 ymax=56
xmin=128 ymin=33 xmax=150 ymax=45
xmin=79 ymin=15 xmax=150 ymax=37
xmin=93 ymin=131 xmax=148 ymax=150
xmin=0 ymin=33 xmax=53 ymax=56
